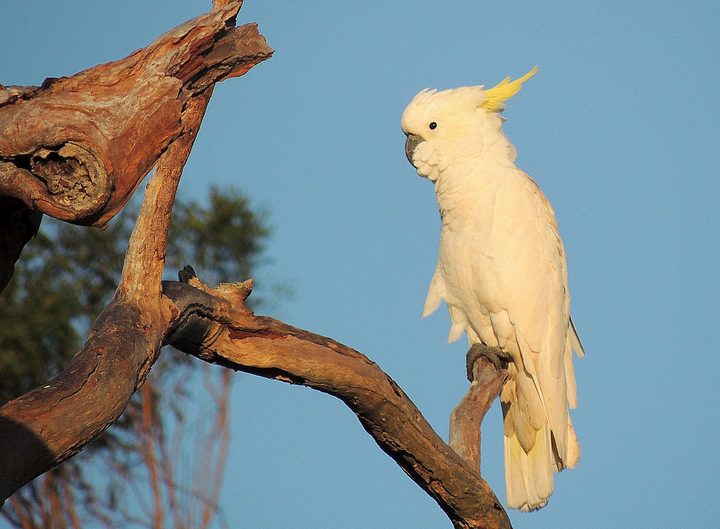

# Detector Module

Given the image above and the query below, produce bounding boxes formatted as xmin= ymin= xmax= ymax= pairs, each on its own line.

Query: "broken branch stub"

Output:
xmin=0 ymin=2 xmax=273 ymax=228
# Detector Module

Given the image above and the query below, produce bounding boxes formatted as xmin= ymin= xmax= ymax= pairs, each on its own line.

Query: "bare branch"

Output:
xmin=0 ymin=1 xmax=271 ymax=229
xmin=162 ymin=276 xmax=513 ymax=529
xmin=0 ymin=2 xmax=271 ymax=502
xmin=0 ymin=4 xmax=513 ymax=527
xmin=0 ymin=196 xmax=42 ymax=292
xmin=449 ymin=350 xmax=508 ymax=472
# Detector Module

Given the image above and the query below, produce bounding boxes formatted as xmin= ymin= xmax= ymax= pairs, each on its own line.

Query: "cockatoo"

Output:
xmin=401 ymin=67 xmax=583 ymax=512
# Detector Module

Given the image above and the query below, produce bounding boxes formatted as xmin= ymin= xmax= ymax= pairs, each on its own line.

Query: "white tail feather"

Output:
xmin=504 ymin=425 xmax=554 ymax=512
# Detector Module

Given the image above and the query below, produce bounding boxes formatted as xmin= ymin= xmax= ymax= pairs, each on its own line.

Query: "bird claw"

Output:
xmin=466 ymin=343 xmax=510 ymax=381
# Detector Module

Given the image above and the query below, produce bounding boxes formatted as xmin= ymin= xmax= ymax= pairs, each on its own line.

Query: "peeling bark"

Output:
xmin=0 ymin=0 xmax=271 ymax=503
xmin=0 ymin=2 xmax=272 ymax=229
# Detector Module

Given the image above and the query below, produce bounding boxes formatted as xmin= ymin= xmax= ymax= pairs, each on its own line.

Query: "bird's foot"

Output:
xmin=465 ymin=343 xmax=511 ymax=382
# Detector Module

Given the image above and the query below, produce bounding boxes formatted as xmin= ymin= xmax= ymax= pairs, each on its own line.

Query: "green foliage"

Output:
xmin=0 ymin=185 xmax=270 ymax=403
xmin=0 ymin=186 xmax=272 ymax=528
xmin=169 ymin=187 xmax=270 ymax=287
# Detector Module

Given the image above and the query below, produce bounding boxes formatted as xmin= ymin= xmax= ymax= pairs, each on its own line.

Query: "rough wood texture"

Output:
xmin=0 ymin=1 xmax=271 ymax=503
xmin=162 ymin=275 xmax=513 ymax=529
xmin=0 ymin=3 xmax=514 ymax=526
xmin=449 ymin=351 xmax=508 ymax=473
xmin=0 ymin=2 xmax=272 ymax=228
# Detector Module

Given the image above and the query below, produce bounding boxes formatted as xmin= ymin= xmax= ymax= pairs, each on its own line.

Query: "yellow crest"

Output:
xmin=483 ymin=66 xmax=538 ymax=113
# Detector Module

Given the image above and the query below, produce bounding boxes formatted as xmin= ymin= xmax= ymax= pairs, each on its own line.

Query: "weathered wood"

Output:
xmin=162 ymin=275 xmax=513 ymax=529
xmin=0 ymin=4 xmax=514 ymax=527
xmin=449 ymin=352 xmax=508 ymax=473
xmin=0 ymin=1 xmax=271 ymax=502
xmin=0 ymin=2 xmax=272 ymax=229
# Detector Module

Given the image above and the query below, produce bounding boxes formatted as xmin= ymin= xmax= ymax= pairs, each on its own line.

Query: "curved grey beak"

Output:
xmin=405 ymin=134 xmax=424 ymax=166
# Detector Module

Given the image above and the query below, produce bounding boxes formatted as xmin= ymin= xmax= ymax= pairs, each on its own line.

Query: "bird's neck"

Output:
xmin=434 ymin=151 xmax=516 ymax=224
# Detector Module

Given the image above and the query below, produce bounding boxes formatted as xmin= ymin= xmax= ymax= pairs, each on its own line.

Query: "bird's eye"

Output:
xmin=429 ymin=121 xmax=437 ymax=130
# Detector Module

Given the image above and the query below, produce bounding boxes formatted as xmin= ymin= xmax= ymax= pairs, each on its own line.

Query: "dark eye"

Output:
xmin=429 ymin=121 xmax=437 ymax=130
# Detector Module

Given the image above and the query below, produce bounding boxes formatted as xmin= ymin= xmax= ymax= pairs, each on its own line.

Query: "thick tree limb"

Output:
xmin=161 ymin=274 xmax=513 ymax=529
xmin=0 ymin=1 xmax=271 ymax=229
xmin=0 ymin=196 xmax=42 ymax=292
xmin=0 ymin=3 xmax=513 ymax=527
xmin=0 ymin=1 xmax=270 ymax=502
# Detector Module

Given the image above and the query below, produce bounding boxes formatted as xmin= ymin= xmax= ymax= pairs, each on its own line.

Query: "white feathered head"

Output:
xmin=401 ymin=67 xmax=537 ymax=181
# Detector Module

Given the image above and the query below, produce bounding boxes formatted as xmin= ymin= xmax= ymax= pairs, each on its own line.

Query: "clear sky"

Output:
xmin=2 ymin=1 xmax=719 ymax=528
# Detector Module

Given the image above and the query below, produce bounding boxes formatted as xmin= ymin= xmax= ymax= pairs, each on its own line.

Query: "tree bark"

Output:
xmin=0 ymin=196 xmax=42 ymax=292
xmin=449 ymin=349 xmax=509 ymax=473
xmin=0 ymin=4 xmax=269 ymax=228
xmin=0 ymin=3 xmax=513 ymax=528
xmin=0 ymin=1 xmax=272 ymax=290
xmin=161 ymin=274 xmax=513 ymax=529
xmin=0 ymin=0 xmax=271 ymax=503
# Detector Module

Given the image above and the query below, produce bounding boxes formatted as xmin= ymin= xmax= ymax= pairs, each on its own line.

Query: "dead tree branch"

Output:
xmin=449 ymin=348 xmax=509 ymax=473
xmin=0 ymin=3 xmax=513 ymax=527
xmin=0 ymin=1 xmax=272 ymax=290
xmin=0 ymin=0 xmax=272 ymax=502
xmin=161 ymin=274 xmax=513 ymax=529
xmin=0 ymin=3 xmax=269 ymax=228
xmin=0 ymin=197 xmax=41 ymax=292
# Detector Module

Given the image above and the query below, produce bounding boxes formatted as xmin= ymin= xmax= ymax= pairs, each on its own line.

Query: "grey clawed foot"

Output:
xmin=465 ymin=343 xmax=511 ymax=381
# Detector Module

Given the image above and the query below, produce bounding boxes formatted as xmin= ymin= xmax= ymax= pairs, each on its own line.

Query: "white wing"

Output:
xmin=436 ymin=168 xmax=582 ymax=511
xmin=423 ymin=265 xmax=444 ymax=318
xmin=488 ymin=172 xmax=581 ymax=510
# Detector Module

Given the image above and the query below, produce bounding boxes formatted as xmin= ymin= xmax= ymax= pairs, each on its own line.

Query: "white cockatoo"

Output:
xmin=401 ymin=67 xmax=584 ymax=512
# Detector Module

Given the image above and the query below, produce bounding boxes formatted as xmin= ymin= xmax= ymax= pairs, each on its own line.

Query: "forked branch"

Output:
xmin=0 ymin=3 xmax=512 ymax=527
xmin=0 ymin=0 xmax=271 ymax=503
xmin=162 ymin=273 xmax=513 ymax=529
xmin=0 ymin=1 xmax=272 ymax=230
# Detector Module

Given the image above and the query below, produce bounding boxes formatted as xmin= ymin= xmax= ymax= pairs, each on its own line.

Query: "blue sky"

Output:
xmin=2 ymin=1 xmax=719 ymax=528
